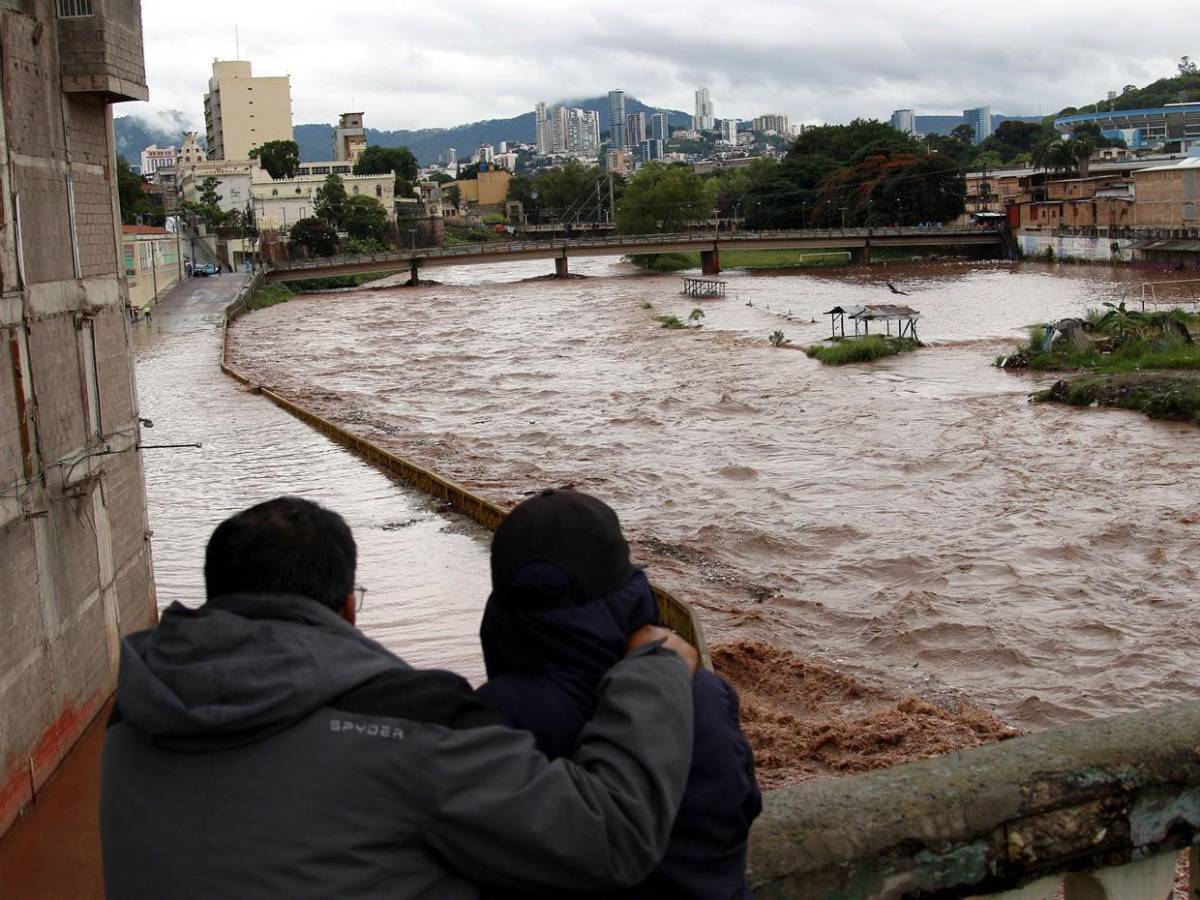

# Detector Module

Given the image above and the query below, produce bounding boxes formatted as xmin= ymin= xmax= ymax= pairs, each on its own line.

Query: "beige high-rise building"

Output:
xmin=204 ymin=60 xmax=293 ymax=161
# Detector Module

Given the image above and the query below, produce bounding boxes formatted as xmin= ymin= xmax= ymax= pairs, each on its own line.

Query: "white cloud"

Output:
xmin=133 ymin=0 xmax=1194 ymax=131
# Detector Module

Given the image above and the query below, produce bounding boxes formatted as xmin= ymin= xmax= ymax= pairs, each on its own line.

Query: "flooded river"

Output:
xmin=131 ymin=275 xmax=491 ymax=679
xmin=227 ymin=257 xmax=1200 ymax=730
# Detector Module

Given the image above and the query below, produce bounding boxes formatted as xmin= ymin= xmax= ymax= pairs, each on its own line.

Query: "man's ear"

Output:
xmin=340 ymin=593 xmax=356 ymax=626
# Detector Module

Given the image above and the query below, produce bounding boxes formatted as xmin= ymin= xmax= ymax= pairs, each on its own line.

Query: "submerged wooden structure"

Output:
xmin=826 ymin=303 xmax=921 ymax=340
xmin=682 ymin=276 xmax=727 ymax=298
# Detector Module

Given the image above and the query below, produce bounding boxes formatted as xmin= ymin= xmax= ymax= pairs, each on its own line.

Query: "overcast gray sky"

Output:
xmin=138 ymin=1 xmax=1191 ymax=132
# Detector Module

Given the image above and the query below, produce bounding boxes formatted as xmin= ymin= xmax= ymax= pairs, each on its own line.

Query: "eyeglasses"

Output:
xmin=354 ymin=585 xmax=367 ymax=612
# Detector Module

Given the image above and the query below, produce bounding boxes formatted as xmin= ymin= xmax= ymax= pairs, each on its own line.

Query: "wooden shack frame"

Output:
xmin=826 ymin=304 xmax=920 ymax=340
xmin=682 ymin=276 xmax=727 ymax=298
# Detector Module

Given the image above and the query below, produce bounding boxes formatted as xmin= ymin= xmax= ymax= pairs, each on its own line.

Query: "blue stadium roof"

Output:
xmin=1056 ymin=106 xmax=1200 ymax=148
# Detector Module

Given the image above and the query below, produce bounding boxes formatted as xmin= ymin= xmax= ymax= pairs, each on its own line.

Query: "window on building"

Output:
xmin=376 ymin=185 xmax=383 ymax=198
xmin=352 ymin=186 xmax=360 ymax=195
xmin=57 ymin=0 xmax=94 ymax=17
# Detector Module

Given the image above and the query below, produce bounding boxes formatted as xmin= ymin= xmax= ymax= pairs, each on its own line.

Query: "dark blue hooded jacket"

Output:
xmin=478 ymin=568 xmax=762 ymax=899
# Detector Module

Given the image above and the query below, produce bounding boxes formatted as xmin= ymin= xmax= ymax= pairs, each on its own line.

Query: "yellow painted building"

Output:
xmin=204 ymin=60 xmax=293 ymax=161
xmin=445 ymin=168 xmax=512 ymax=208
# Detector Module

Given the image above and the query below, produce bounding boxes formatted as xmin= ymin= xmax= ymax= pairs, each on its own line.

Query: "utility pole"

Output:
xmin=608 ymin=170 xmax=615 ymax=225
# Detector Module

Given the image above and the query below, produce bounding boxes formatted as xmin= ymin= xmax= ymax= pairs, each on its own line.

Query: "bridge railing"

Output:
xmin=270 ymin=225 xmax=1001 ymax=272
xmin=749 ymin=698 xmax=1200 ymax=899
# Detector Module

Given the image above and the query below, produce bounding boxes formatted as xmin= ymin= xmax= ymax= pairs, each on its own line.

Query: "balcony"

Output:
xmin=56 ymin=0 xmax=148 ymax=103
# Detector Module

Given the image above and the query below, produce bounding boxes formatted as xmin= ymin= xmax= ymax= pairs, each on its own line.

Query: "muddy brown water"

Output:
xmin=227 ymin=258 xmax=1200 ymax=732
xmin=131 ymin=274 xmax=492 ymax=680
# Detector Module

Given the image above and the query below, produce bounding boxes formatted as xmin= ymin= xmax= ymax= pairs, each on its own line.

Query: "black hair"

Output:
xmin=204 ymin=496 xmax=356 ymax=611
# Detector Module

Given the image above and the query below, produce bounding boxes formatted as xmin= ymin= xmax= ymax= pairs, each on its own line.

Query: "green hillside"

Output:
xmin=1055 ymin=59 xmax=1200 ymax=118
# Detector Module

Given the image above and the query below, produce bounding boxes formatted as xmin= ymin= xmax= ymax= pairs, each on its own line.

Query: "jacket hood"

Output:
xmin=480 ymin=568 xmax=658 ymax=684
xmin=115 ymin=593 xmax=406 ymax=747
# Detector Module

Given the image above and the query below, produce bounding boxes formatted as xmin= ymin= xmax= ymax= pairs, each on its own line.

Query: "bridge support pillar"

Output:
xmin=554 ymin=256 xmax=569 ymax=279
xmin=409 ymin=262 xmax=420 ymax=286
xmin=850 ymin=244 xmax=871 ymax=265
xmin=701 ymin=248 xmax=720 ymax=275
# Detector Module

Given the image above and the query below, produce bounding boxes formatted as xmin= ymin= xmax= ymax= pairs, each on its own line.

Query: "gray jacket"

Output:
xmin=100 ymin=593 xmax=694 ymax=899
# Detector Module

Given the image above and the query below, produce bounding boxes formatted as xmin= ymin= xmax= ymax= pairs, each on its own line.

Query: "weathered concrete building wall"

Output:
xmin=0 ymin=0 xmax=155 ymax=838
xmin=1018 ymin=233 xmax=1136 ymax=262
xmin=1134 ymin=163 xmax=1200 ymax=229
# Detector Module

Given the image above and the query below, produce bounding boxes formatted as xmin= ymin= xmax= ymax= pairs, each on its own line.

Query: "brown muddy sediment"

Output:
xmin=712 ymin=640 xmax=1018 ymax=787
xmin=229 ymin=258 xmax=1200 ymax=780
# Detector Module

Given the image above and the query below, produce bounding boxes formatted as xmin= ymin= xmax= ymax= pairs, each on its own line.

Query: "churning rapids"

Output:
xmin=228 ymin=257 xmax=1200 ymax=734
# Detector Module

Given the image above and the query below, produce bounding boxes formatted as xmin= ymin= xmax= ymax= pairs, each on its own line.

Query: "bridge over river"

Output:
xmin=265 ymin=225 xmax=1006 ymax=283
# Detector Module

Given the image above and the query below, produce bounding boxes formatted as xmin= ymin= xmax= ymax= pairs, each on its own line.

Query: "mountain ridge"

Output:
xmin=114 ymin=104 xmax=1041 ymax=168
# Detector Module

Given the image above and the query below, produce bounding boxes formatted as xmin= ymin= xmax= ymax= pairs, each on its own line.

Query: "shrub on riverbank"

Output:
xmin=1034 ymin=375 xmax=1200 ymax=425
xmin=288 ymin=271 xmax=399 ymax=292
xmin=245 ymin=283 xmax=293 ymax=310
xmin=805 ymin=335 xmax=918 ymax=365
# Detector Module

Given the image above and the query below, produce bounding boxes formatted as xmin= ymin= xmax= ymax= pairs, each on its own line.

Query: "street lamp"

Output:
xmin=409 ymin=228 xmax=417 ymax=250
xmin=712 ymin=207 xmax=720 ymax=238
xmin=839 ymin=206 xmax=848 ymax=230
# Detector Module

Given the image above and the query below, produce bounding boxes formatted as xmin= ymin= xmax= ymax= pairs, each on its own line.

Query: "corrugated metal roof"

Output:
xmin=852 ymin=304 xmax=921 ymax=320
xmin=1131 ymin=239 xmax=1200 ymax=252
xmin=1138 ymin=157 xmax=1200 ymax=174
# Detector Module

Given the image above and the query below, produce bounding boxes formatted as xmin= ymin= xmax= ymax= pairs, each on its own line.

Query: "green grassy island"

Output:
xmin=805 ymin=335 xmax=920 ymax=365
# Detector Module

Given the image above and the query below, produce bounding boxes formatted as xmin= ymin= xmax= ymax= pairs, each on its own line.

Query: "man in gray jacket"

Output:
xmin=101 ymin=496 xmax=696 ymax=899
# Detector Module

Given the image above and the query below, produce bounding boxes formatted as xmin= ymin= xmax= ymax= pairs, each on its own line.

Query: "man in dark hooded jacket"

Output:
xmin=477 ymin=488 xmax=762 ymax=900
xmin=101 ymin=496 xmax=698 ymax=899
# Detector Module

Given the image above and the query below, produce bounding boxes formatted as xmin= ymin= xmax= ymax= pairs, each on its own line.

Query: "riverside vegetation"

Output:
xmin=806 ymin=335 xmax=920 ymax=365
xmin=998 ymin=304 xmax=1200 ymax=424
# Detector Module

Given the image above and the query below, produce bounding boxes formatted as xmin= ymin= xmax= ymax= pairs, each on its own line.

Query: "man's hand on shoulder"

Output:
xmin=625 ymin=625 xmax=699 ymax=676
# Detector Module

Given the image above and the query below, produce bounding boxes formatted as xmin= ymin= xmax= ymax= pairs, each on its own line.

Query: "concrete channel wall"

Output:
xmin=224 ymin=279 xmax=1200 ymax=898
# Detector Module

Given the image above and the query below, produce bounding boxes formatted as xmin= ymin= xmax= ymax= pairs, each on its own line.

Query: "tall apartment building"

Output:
xmin=608 ymin=90 xmax=627 ymax=148
xmin=627 ymin=112 xmax=647 ymax=146
xmin=535 ymin=102 xmax=551 ymax=154
xmin=650 ymin=112 xmax=668 ymax=142
xmin=719 ymin=118 xmax=739 ymax=144
xmin=694 ymin=87 xmax=715 ymax=131
xmin=332 ymin=111 xmax=367 ymax=163
xmin=753 ymin=113 xmax=791 ymax=135
xmin=1 ymin=0 xmax=157 ymax=839
xmin=535 ymin=103 xmax=600 ymax=155
xmin=890 ymin=109 xmax=916 ymax=135
xmin=204 ymin=59 xmax=293 ymax=161
xmin=964 ymin=106 xmax=993 ymax=144
xmin=569 ymin=109 xmax=600 ymax=153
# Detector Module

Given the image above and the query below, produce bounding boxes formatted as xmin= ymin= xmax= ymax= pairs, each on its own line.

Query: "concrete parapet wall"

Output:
xmin=748 ymin=700 xmax=1200 ymax=897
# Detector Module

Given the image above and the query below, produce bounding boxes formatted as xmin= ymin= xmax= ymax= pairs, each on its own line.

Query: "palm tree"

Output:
xmin=1047 ymin=140 xmax=1078 ymax=177
xmin=1072 ymin=134 xmax=1097 ymax=178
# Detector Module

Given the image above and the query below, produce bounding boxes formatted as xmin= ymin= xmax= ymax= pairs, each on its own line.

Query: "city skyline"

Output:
xmin=133 ymin=1 xmax=1190 ymax=136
